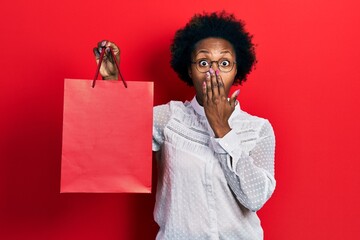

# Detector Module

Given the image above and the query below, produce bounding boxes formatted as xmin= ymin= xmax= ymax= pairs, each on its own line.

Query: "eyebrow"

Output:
xmin=195 ymin=50 xmax=234 ymax=56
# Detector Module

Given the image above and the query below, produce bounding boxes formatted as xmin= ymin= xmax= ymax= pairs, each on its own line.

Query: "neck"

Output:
xmin=195 ymin=95 xmax=204 ymax=106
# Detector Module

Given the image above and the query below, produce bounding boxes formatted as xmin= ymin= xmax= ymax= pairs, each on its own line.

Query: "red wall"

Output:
xmin=1 ymin=0 xmax=360 ymax=239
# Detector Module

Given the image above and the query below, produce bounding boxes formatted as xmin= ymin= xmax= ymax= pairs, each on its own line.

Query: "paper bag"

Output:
xmin=61 ymin=79 xmax=153 ymax=193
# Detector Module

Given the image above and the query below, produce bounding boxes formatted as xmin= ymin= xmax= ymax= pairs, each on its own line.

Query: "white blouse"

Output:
xmin=152 ymin=96 xmax=276 ymax=240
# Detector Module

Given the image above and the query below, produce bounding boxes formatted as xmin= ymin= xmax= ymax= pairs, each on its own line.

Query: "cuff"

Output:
xmin=209 ymin=129 xmax=240 ymax=154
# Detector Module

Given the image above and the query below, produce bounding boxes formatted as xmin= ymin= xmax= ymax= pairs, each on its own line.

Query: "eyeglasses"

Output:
xmin=191 ymin=59 xmax=237 ymax=73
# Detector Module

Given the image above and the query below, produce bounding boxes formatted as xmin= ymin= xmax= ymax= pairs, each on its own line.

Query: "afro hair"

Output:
xmin=170 ymin=11 xmax=257 ymax=86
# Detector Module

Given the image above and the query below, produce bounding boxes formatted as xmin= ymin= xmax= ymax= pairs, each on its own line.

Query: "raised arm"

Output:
xmin=211 ymin=121 xmax=276 ymax=211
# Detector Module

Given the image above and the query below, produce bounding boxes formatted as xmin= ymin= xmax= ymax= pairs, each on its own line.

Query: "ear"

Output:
xmin=188 ymin=67 xmax=192 ymax=78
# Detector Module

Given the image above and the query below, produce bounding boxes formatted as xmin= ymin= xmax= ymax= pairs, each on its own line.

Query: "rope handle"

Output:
xmin=92 ymin=45 xmax=127 ymax=88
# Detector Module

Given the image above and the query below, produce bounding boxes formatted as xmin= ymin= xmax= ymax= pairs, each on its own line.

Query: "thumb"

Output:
xmin=230 ymin=89 xmax=240 ymax=108
xmin=93 ymin=47 xmax=100 ymax=62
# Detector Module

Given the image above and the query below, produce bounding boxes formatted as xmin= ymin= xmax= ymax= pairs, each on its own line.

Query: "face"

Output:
xmin=189 ymin=37 xmax=237 ymax=106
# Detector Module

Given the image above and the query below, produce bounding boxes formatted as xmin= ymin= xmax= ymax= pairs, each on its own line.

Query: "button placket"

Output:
xmin=205 ymin=155 xmax=219 ymax=237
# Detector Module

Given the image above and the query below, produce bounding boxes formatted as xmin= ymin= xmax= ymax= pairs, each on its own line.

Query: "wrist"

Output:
xmin=214 ymin=126 xmax=231 ymax=138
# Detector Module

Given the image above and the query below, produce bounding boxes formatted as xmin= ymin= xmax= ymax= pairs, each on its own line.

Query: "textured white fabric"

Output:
xmin=152 ymin=96 xmax=276 ymax=240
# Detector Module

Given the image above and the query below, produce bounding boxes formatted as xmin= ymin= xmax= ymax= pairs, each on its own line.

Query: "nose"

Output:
xmin=209 ymin=61 xmax=220 ymax=72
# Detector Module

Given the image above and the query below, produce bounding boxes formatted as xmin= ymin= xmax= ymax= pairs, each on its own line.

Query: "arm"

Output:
xmin=211 ymin=121 xmax=276 ymax=211
xmin=152 ymin=103 xmax=171 ymax=152
xmin=203 ymin=69 xmax=275 ymax=211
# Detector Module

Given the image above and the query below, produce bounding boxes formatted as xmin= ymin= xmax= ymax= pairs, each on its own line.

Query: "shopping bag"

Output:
xmin=60 ymin=46 xmax=153 ymax=193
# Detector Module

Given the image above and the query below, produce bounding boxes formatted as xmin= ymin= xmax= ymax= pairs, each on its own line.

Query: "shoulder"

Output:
xmin=154 ymin=100 xmax=185 ymax=110
xmin=233 ymin=107 xmax=270 ymax=125
xmin=231 ymin=108 xmax=274 ymax=136
xmin=154 ymin=100 xmax=191 ymax=116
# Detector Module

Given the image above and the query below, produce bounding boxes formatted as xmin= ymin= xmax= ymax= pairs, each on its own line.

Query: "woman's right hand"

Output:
xmin=93 ymin=40 xmax=120 ymax=80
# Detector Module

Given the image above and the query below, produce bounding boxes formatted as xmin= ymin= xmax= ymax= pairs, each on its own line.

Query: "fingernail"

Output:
xmin=209 ymin=68 xmax=214 ymax=74
xmin=202 ymin=81 xmax=206 ymax=88
xmin=95 ymin=51 xmax=100 ymax=57
xmin=101 ymin=40 xmax=107 ymax=47
xmin=215 ymin=69 xmax=220 ymax=75
xmin=206 ymin=72 xmax=210 ymax=79
xmin=105 ymin=47 xmax=110 ymax=53
xmin=234 ymin=89 xmax=240 ymax=97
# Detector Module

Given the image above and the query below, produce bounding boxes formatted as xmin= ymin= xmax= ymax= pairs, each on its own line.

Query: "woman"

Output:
xmin=94 ymin=11 xmax=276 ymax=240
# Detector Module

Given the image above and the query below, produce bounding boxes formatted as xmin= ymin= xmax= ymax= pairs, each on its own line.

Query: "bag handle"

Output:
xmin=92 ymin=46 xmax=127 ymax=88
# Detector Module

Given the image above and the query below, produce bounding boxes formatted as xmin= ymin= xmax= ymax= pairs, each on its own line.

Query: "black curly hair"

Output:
xmin=170 ymin=11 xmax=257 ymax=86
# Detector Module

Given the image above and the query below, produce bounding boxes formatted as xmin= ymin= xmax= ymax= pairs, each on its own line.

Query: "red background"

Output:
xmin=1 ymin=0 xmax=359 ymax=239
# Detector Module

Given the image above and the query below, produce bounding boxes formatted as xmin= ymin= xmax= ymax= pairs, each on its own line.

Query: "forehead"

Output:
xmin=193 ymin=37 xmax=235 ymax=55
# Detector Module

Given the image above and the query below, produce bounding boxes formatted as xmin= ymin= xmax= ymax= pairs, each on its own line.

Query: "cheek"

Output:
xmin=221 ymin=73 xmax=236 ymax=94
xmin=222 ymin=74 xmax=235 ymax=85
xmin=191 ymin=69 xmax=205 ymax=84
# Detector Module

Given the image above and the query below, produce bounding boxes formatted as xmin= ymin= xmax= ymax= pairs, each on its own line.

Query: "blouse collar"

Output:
xmin=190 ymin=96 xmax=206 ymax=116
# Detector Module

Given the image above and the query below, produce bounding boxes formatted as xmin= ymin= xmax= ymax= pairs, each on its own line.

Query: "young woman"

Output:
xmin=94 ymin=11 xmax=276 ymax=240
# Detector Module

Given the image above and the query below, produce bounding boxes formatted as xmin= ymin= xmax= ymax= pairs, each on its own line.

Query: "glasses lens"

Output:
xmin=218 ymin=59 xmax=233 ymax=72
xmin=196 ymin=60 xmax=210 ymax=73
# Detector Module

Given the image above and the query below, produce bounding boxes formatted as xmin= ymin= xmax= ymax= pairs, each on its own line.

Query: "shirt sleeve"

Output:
xmin=209 ymin=120 xmax=276 ymax=211
xmin=152 ymin=103 xmax=171 ymax=152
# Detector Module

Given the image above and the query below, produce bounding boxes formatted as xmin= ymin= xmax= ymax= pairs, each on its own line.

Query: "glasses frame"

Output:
xmin=191 ymin=59 xmax=237 ymax=73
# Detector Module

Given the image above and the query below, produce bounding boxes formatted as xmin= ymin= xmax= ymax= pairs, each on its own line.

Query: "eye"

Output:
xmin=198 ymin=60 xmax=210 ymax=67
xmin=220 ymin=60 xmax=231 ymax=67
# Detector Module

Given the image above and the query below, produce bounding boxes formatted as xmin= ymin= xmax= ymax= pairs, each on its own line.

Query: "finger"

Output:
xmin=97 ymin=40 xmax=108 ymax=49
xmin=202 ymin=80 xmax=207 ymax=106
xmin=209 ymin=68 xmax=219 ymax=97
xmin=96 ymin=40 xmax=112 ymax=62
xmin=205 ymin=71 xmax=212 ymax=100
xmin=216 ymin=70 xmax=226 ymax=98
xmin=230 ymin=89 xmax=240 ymax=108
xmin=93 ymin=47 xmax=100 ymax=61
xmin=93 ymin=47 xmax=107 ymax=67
xmin=105 ymin=47 xmax=113 ymax=63
xmin=105 ymin=41 xmax=120 ymax=63
xmin=96 ymin=40 xmax=107 ymax=57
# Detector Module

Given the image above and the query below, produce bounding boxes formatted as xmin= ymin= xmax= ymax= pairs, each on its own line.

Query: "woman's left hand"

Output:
xmin=203 ymin=68 xmax=239 ymax=138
